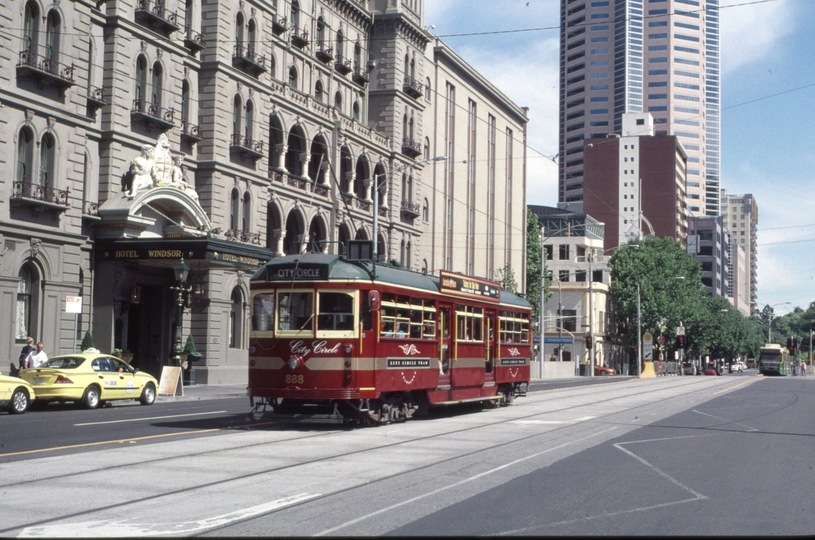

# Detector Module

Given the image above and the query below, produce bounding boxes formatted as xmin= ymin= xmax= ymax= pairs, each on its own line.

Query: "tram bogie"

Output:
xmin=248 ymin=253 xmax=531 ymax=425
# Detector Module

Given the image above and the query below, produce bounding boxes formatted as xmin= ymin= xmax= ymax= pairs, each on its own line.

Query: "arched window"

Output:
xmin=426 ymin=77 xmax=432 ymax=102
xmin=423 ymin=198 xmax=429 ymax=222
xmin=401 ymin=173 xmax=407 ymax=203
xmin=242 ymin=192 xmax=251 ymax=232
xmin=151 ymin=62 xmax=163 ymax=106
xmin=245 ymin=99 xmax=254 ymax=140
xmin=39 ymin=134 xmax=55 ymax=188
xmin=409 ymin=116 xmax=414 ymax=140
xmin=247 ymin=18 xmax=256 ymax=51
xmin=181 ymin=80 xmax=190 ymax=123
xmin=402 ymin=113 xmax=408 ymax=141
xmin=23 ymin=2 xmax=39 ymax=52
xmin=185 ymin=0 xmax=195 ymax=30
xmin=229 ymin=287 xmax=243 ymax=348
xmin=288 ymin=65 xmax=298 ymax=88
xmin=270 ymin=54 xmax=276 ymax=79
xmin=354 ymin=42 xmax=362 ymax=68
xmin=45 ymin=10 xmax=60 ymax=60
xmin=334 ymin=91 xmax=342 ymax=112
xmin=16 ymin=127 xmax=34 ymax=183
xmin=404 ymin=55 xmax=410 ymax=80
xmin=410 ymin=58 xmax=416 ymax=79
xmin=406 ymin=174 xmax=413 ymax=203
xmin=406 ymin=241 xmax=411 ymax=270
xmin=316 ymin=17 xmax=325 ymax=46
xmin=315 ymin=80 xmax=324 ymax=102
xmin=336 ymin=31 xmax=344 ymax=58
xmin=230 ymin=188 xmax=240 ymax=230
xmin=232 ymin=95 xmax=242 ymax=139
xmin=290 ymin=0 xmax=300 ymax=28
xmin=236 ymin=12 xmax=245 ymax=47
xmin=16 ymin=263 xmax=41 ymax=341
xmin=135 ymin=55 xmax=147 ymax=102
xmin=352 ymin=101 xmax=360 ymax=122
xmin=400 ymin=240 xmax=406 ymax=267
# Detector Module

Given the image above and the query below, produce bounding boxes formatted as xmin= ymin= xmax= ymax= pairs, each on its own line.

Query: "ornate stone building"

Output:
xmin=0 ymin=0 xmax=528 ymax=384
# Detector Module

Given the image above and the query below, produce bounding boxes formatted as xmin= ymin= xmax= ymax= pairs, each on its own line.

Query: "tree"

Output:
xmin=80 ymin=330 xmax=95 ymax=352
xmin=495 ymin=264 xmax=518 ymax=293
xmin=525 ymin=208 xmax=543 ymax=322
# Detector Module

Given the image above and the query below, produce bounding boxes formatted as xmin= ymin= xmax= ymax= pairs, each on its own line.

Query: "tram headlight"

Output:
xmin=287 ymin=356 xmax=302 ymax=370
xmin=344 ymin=345 xmax=352 ymax=355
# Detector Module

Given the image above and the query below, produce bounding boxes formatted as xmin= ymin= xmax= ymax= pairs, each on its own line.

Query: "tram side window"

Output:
xmin=277 ymin=291 xmax=313 ymax=332
xmin=317 ymin=292 xmax=354 ymax=331
xmin=499 ymin=311 xmax=529 ymax=343
xmin=456 ymin=304 xmax=483 ymax=342
xmin=252 ymin=293 xmax=274 ymax=332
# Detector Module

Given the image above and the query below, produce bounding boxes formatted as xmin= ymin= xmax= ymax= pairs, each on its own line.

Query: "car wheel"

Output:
xmin=9 ymin=388 xmax=29 ymax=414
xmin=82 ymin=385 xmax=101 ymax=409
xmin=140 ymin=383 xmax=156 ymax=406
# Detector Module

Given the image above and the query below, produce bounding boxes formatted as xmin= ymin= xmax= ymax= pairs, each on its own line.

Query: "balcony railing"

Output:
xmin=16 ymin=50 xmax=75 ymax=89
xmin=291 ymin=26 xmax=309 ymax=48
xmin=12 ymin=179 xmax=70 ymax=211
xmin=403 ymin=76 xmax=423 ymax=99
xmin=401 ymin=137 xmax=422 ymax=158
xmin=232 ymin=44 xmax=267 ymax=75
xmin=230 ymin=134 xmax=264 ymax=160
xmin=315 ymin=43 xmax=334 ymax=63
xmin=135 ymin=0 xmax=180 ymax=34
xmin=131 ymin=99 xmax=175 ymax=130
xmin=184 ymin=27 xmax=205 ymax=52
xmin=352 ymin=64 xmax=369 ymax=85
xmin=225 ymin=228 xmax=261 ymax=245
xmin=87 ymin=86 xmax=107 ymax=109
xmin=181 ymin=120 xmax=202 ymax=142
xmin=272 ymin=15 xmax=288 ymax=35
xmin=400 ymin=200 xmax=421 ymax=218
xmin=269 ymin=169 xmax=329 ymax=197
xmin=334 ymin=54 xmax=352 ymax=75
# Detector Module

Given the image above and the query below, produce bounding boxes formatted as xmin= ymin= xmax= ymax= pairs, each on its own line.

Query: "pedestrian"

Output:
xmin=25 ymin=342 xmax=48 ymax=369
xmin=18 ymin=337 xmax=35 ymax=370
xmin=802 ymin=363 xmax=807 ymax=377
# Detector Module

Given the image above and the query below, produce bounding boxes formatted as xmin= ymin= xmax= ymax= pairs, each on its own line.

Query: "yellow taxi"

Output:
xmin=19 ymin=353 xmax=158 ymax=409
xmin=0 ymin=374 xmax=35 ymax=414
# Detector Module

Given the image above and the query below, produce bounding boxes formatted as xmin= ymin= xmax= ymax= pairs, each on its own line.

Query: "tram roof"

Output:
xmin=252 ymin=253 xmax=530 ymax=309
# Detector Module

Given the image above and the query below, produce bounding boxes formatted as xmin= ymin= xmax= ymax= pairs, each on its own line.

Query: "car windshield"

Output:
xmin=39 ymin=356 xmax=87 ymax=369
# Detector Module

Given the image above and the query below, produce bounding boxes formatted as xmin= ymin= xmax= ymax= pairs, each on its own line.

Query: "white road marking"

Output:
xmin=18 ymin=493 xmax=319 ymax=537
xmin=74 ymin=411 xmax=228 ymax=426
xmin=692 ymin=409 xmax=758 ymax=431
xmin=511 ymin=416 xmax=595 ymax=425
xmin=314 ymin=426 xmax=618 ymax=536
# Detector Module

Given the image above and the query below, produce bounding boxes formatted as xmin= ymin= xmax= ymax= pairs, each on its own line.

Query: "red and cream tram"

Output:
xmin=248 ymin=251 xmax=531 ymax=425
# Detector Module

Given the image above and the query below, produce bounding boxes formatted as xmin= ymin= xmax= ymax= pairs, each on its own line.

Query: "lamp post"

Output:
xmin=372 ymin=155 xmax=446 ymax=263
xmin=767 ymin=301 xmax=790 ymax=343
xmin=170 ymin=258 xmax=191 ymax=366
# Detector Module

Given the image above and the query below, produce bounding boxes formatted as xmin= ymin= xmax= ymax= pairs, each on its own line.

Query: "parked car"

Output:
xmin=19 ymin=353 xmax=157 ymax=409
xmin=703 ymin=365 xmax=721 ymax=376
xmin=594 ymin=365 xmax=616 ymax=376
xmin=731 ymin=361 xmax=747 ymax=372
xmin=682 ymin=362 xmax=697 ymax=375
xmin=0 ymin=374 xmax=35 ymax=414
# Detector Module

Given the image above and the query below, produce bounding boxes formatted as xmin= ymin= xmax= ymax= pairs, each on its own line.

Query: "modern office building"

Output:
xmin=721 ymin=191 xmax=758 ymax=314
xmin=686 ymin=215 xmax=729 ymax=299
xmin=583 ymin=113 xmax=688 ymax=252
xmin=0 ymin=0 xmax=527 ymax=384
xmin=559 ymin=0 xmax=719 ymax=216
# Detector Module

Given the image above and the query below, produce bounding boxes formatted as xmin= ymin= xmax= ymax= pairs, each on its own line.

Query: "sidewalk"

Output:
xmin=157 ymin=383 xmax=248 ymax=402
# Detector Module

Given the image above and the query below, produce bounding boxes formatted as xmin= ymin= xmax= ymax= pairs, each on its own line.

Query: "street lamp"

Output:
xmin=767 ymin=301 xmax=790 ymax=343
xmin=170 ymin=258 xmax=191 ymax=366
xmin=372 ymin=155 xmax=446 ymax=264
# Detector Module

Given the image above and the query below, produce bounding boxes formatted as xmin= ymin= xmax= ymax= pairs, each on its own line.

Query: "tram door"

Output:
xmin=438 ymin=305 xmax=452 ymax=385
xmin=485 ymin=311 xmax=496 ymax=383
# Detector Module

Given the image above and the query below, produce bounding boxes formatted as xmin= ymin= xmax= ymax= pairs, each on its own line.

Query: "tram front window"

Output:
xmin=252 ymin=293 xmax=274 ymax=331
xmin=278 ymin=291 xmax=313 ymax=332
xmin=317 ymin=292 xmax=355 ymax=331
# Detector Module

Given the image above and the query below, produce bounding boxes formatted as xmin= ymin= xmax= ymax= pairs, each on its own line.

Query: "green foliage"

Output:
xmin=80 ymin=330 xmax=95 ymax=352
xmin=525 ymin=209 xmax=543 ymax=322
xmin=495 ymin=264 xmax=518 ymax=294
xmin=183 ymin=334 xmax=201 ymax=356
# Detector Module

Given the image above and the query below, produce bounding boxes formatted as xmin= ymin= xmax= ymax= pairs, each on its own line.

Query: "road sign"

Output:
xmin=677 ymin=326 xmax=685 ymax=336
xmin=658 ymin=335 xmax=666 ymax=346
xmin=643 ymin=333 xmax=653 ymax=361
xmin=544 ymin=337 xmax=574 ymax=344
xmin=65 ymin=296 xmax=82 ymax=314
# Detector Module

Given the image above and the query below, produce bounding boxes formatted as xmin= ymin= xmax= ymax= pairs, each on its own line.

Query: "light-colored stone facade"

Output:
xmin=0 ymin=0 xmax=527 ymax=384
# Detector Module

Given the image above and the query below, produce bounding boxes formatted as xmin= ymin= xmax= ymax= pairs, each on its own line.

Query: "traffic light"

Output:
xmin=676 ymin=335 xmax=686 ymax=349
xmin=585 ymin=335 xmax=593 ymax=349
xmin=787 ymin=336 xmax=795 ymax=354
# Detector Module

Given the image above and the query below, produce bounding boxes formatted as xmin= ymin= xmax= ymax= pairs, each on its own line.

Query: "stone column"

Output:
xmin=272 ymin=228 xmax=285 ymax=256
xmin=275 ymin=144 xmax=288 ymax=171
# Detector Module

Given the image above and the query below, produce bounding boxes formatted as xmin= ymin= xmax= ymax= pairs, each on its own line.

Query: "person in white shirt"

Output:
xmin=26 ymin=342 xmax=48 ymax=369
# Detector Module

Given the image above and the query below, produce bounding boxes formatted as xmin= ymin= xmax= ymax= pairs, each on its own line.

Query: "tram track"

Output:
xmin=0 ymin=376 xmax=752 ymax=536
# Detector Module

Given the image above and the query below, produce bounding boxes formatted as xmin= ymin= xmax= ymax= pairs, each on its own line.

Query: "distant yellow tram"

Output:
xmin=758 ymin=344 xmax=790 ymax=376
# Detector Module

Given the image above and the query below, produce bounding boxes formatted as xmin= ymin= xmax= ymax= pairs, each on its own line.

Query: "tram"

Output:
xmin=247 ymin=246 xmax=531 ymax=425
xmin=758 ymin=344 xmax=790 ymax=376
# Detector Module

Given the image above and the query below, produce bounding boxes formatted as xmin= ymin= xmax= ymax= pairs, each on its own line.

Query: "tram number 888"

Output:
xmin=285 ymin=374 xmax=304 ymax=384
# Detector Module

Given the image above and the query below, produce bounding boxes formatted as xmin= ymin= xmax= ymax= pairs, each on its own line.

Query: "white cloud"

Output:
xmin=720 ymin=0 xmax=796 ymax=73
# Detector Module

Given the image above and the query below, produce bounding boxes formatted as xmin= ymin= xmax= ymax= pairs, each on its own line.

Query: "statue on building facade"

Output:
xmin=126 ymin=134 xmax=198 ymax=200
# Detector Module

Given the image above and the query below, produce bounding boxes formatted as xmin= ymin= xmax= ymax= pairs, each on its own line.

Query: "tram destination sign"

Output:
xmin=438 ymin=271 xmax=500 ymax=302
xmin=266 ymin=263 xmax=329 ymax=281
xmin=387 ymin=358 xmax=431 ymax=368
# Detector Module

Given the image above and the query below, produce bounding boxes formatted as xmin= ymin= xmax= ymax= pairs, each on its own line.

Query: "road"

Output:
xmin=1 ymin=372 xmax=812 ymax=537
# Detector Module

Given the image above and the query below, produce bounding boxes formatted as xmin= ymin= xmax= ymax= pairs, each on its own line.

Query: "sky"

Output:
xmin=423 ymin=0 xmax=815 ymax=318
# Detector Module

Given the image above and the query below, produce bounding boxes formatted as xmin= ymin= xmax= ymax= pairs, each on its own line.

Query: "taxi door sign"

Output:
xmin=65 ymin=296 xmax=82 ymax=313
xmin=642 ymin=332 xmax=654 ymax=361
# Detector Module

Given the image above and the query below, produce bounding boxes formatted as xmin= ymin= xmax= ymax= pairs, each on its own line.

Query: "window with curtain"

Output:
xmin=245 ymin=100 xmax=254 ymax=140
xmin=242 ymin=192 xmax=251 ymax=232
xmin=230 ymin=189 xmax=240 ymax=230
xmin=181 ymin=81 xmax=190 ymax=123
xmin=23 ymin=2 xmax=38 ymax=52
xmin=39 ymin=134 xmax=55 ymax=187
xmin=290 ymin=0 xmax=300 ymax=28
xmin=45 ymin=10 xmax=60 ymax=60
xmin=232 ymin=95 xmax=242 ymax=139
xmin=229 ymin=287 xmax=243 ymax=348
xmin=17 ymin=127 xmax=34 ymax=183
xmin=151 ymin=62 xmax=163 ymax=106
xmin=288 ymin=65 xmax=297 ymax=88
xmin=135 ymin=55 xmax=147 ymax=102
